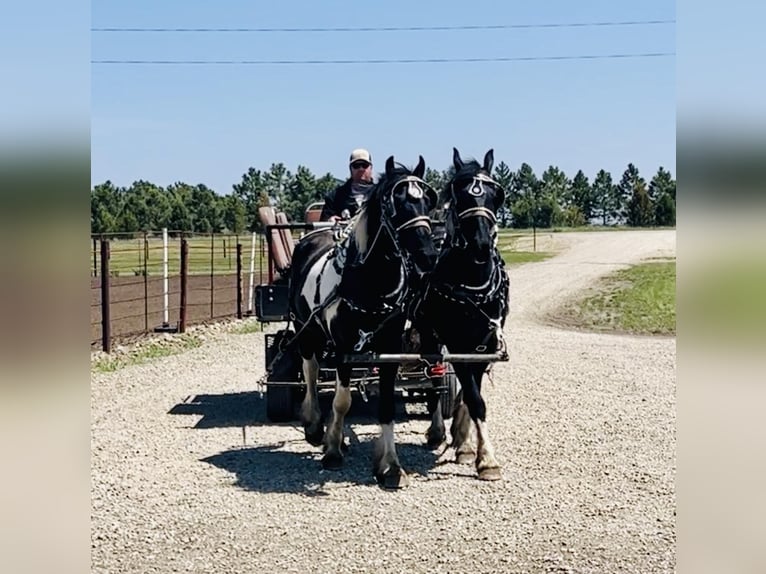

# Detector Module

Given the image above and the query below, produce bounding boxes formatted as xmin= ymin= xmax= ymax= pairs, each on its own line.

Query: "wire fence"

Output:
xmin=90 ymin=230 xmax=271 ymax=350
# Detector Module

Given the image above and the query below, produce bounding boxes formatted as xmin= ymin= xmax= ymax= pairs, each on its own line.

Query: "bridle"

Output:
xmin=357 ymin=173 xmax=436 ymax=266
xmin=445 ymin=172 xmax=504 ymax=249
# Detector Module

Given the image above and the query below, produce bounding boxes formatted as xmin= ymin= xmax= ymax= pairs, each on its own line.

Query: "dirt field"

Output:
xmin=90 ymin=272 xmax=268 ymax=346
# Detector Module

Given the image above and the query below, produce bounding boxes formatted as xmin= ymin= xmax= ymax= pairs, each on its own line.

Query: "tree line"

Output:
xmin=91 ymin=159 xmax=675 ymax=235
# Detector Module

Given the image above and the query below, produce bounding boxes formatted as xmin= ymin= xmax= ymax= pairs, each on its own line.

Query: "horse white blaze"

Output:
xmin=475 ymin=419 xmax=499 ymax=471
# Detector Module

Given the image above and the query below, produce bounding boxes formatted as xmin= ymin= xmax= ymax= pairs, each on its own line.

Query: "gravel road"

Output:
xmin=91 ymin=229 xmax=676 ymax=574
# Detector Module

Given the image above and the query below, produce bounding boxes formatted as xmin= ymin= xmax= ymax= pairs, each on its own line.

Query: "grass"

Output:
xmin=92 ymin=333 xmax=203 ymax=372
xmin=556 ymin=259 xmax=676 ymax=335
xmin=502 ymin=251 xmax=554 ymax=265
xmin=231 ymin=319 xmax=267 ymax=335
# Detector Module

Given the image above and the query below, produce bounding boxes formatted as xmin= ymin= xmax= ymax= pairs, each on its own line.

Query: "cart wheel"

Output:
xmin=266 ymin=385 xmax=295 ymax=422
xmin=440 ymin=363 xmax=460 ymax=420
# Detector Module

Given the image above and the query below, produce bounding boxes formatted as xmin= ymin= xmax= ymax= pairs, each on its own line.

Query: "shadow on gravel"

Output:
xmin=201 ymin=441 xmax=440 ymax=494
xmin=168 ymin=390 xmax=430 ymax=429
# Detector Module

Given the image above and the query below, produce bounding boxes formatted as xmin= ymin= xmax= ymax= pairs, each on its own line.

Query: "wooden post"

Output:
xmin=100 ymin=239 xmax=111 ymax=353
xmin=236 ymin=243 xmax=243 ymax=319
xmin=179 ymin=239 xmax=188 ymax=333
xmin=143 ymin=231 xmax=148 ymax=332
xmin=210 ymin=233 xmax=215 ymax=318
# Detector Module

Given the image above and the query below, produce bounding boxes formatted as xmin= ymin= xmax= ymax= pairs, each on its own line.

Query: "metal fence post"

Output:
xmin=100 ymin=239 xmax=111 ymax=353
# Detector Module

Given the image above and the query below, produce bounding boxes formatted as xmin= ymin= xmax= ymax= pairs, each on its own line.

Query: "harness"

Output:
xmin=299 ymin=173 xmax=436 ymax=353
xmin=415 ymin=170 xmax=509 ymax=356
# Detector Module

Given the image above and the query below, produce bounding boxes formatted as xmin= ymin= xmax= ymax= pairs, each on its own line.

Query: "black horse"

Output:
xmin=413 ymin=148 xmax=509 ymax=481
xmin=287 ymin=156 xmax=438 ymax=488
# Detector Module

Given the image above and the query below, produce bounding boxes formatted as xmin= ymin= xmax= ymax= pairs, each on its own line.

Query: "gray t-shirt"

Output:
xmin=351 ymin=182 xmax=373 ymax=207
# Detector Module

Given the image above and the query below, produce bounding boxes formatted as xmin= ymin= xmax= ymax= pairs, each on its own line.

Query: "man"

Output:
xmin=319 ymin=148 xmax=375 ymax=222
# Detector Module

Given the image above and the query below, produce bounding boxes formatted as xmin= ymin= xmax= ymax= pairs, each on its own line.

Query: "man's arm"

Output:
xmin=319 ymin=184 xmax=343 ymax=221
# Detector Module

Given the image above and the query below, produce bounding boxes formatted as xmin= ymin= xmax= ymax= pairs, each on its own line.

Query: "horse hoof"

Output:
xmin=321 ymin=451 xmax=344 ymax=470
xmin=478 ymin=467 xmax=502 ymax=481
xmin=456 ymin=451 xmax=476 ymax=465
xmin=425 ymin=430 xmax=446 ymax=450
xmin=376 ymin=468 xmax=410 ymax=490
xmin=303 ymin=425 xmax=324 ymax=447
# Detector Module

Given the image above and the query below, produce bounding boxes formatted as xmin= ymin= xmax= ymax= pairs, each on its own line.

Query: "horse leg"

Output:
xmin=460 ymin=364 xmax=501 ymax=481
xmin=449 ymin=389 xmax=476 ymax=464
xmin=299 ymin=354 xmax=324 ymax=446
xmin=420 ymin=330 xmax=446 ymax=449
xmin=373 ymin=364 xmax=410 ymax=489
xmin=321 ymin=363 xmax=352 ymax=470
xmin=425 ymin=388 xmax=446 ymax=449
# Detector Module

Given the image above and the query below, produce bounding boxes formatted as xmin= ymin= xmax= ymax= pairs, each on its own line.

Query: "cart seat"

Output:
xmin=258 ymin=206 xmax=296 ymax=279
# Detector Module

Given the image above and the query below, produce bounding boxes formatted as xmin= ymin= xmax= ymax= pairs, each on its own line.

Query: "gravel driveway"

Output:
xmin=91 ymin=229 xmax=676 ymax=574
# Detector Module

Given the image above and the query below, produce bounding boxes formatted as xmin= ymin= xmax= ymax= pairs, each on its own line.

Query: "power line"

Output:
xmin=91 ymin=19 xmax=675 ymax=33
xmin=91 ymin=53 xmax=675 ymax=66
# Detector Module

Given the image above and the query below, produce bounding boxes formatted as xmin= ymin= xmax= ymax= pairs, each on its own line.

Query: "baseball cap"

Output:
xmin=349 ymin=148 xmax=372 ymax=166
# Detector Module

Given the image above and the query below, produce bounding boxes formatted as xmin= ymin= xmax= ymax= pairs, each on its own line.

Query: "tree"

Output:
xmin=617 ymin=163 xmax=646 ymax=223
xmin=220 ymin=194 xmax=246 ymax=233
xmin=281 ymin=165 xmax=319 ymax=222
xmin=166 ymin=182 xmax=194 ymax=232
xmin=265 ymin=162 xmax=292 ymax=207
xmin=119 ymin=181 xmax=162 ymax=231
xmin=191 ymin=184 xmax=221 ymax=232
xmin=649 ymin=166 xmax=676 ymax=202
xmin=509 ymin=163 xmax=538 ymax=228
xmin=654 ymin=192 xmax=676 ymax=226
xmin=232 ymin=168 xmax=270 ymax=232
xmin=492 ymin=161 xmax=514 ymax=227
xmin=539 ymin=166 xmax=568 ymax=227
xmin=647 ymin=166 xmax=676 ymax=227
xmin=567 ymin=170 xmax=593 ymax=222
xmin=626 ymin=183 xmax=654 ymax=227
xmin=91 ymin=181 xmax=122 ymax=234
xmin=591 ymin=169 xmax=619 ymax=226
xmin=424 ymin=167 xmax=448 ymax=194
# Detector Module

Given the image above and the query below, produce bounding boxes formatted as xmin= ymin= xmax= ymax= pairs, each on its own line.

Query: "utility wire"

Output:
xmin=92 ymin=53 xmax=675 ymax=66
xmin=91 ymin=19 xmax=675 ymax=33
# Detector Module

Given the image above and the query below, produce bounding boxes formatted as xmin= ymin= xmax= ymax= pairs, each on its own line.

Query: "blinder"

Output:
xmin=383 ymin=175 xmax=437 ymax=233
xmin=449 ymin=172 xmax=505 ymax=229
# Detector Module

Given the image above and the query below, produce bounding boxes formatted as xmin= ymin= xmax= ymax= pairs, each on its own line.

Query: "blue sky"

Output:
xmin=91 ymin=1 xmax=675 ymax=193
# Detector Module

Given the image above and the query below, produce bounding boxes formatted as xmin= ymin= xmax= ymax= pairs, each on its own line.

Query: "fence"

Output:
xmin=90 ymin=230 xmax=272 ymax=351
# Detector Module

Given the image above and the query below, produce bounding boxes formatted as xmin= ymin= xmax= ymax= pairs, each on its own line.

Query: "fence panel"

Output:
xmin=90 ymin=231 xmax=270 ymax=351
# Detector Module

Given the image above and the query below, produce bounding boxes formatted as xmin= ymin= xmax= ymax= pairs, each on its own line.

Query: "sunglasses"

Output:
xmin=351 ymin=162 xmax=370 ymax=170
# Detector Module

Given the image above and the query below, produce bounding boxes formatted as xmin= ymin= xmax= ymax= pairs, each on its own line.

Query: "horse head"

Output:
xmin=443 ymin=148 xmax=505 ymax=263
xmin=365 ymin=155 xmax=438 ymax=278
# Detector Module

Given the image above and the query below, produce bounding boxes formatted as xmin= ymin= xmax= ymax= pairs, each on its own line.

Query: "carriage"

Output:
xmin=253 ymin=201 xmax=459 ymax=423
xmin=254 ymin=151 xmax=509 ymax=485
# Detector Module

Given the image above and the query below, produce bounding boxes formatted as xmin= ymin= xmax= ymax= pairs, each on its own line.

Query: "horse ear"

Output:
xmin=414 ymin=155 xmax=426 ymax=179
xmin=483 ymin=149 xmax=494 ymax=173
xmin=453 ymin=147 xmax=464 ymax=170
xmin=385 ymin=156 xmax=395 ymax=178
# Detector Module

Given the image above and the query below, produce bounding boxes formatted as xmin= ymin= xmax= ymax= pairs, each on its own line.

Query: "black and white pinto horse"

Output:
xmin=287 ymin=156 xmax=438 ymax=488
xmin=413 ymin=148 xmax=509 ymax=481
